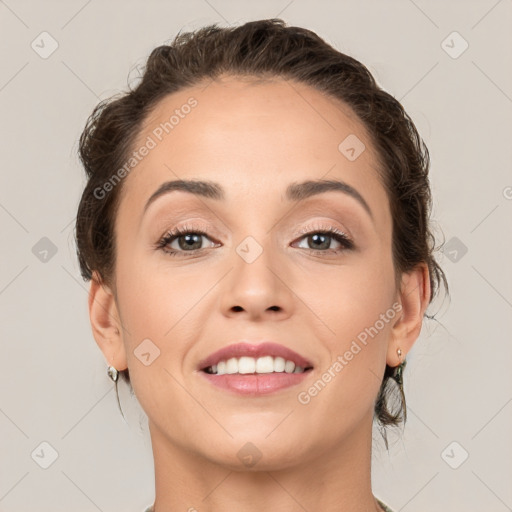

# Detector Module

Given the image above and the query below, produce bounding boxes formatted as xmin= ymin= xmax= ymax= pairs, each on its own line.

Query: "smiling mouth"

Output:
xmin=202 ymin=355 xmax=314 ymax=375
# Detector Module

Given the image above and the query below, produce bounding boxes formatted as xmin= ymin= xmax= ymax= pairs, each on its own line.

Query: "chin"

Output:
xmin=212 ymin=449 xmax=309 ymax=473
xmin=198 ymin=434 xmax=313 ymax=472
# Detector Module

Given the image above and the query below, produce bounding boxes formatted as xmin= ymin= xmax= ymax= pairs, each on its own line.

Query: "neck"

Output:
xmin=149 ymin=412 xmax=383 ymax=512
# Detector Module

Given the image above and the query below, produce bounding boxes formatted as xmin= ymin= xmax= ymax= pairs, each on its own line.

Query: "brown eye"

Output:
xmin=293 ymin=227 xmax=354 ymax=253
xmin=157 ymin=226 xmax=220 ymax=257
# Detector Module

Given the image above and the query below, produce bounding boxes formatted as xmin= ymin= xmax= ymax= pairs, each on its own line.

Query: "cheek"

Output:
xmin=293 ymin=252 xmax=395 ymax=403
xmin=301 ymin=287 xmax=395 ymax=427
xmin=115 ymin=252 xmax=215 ymax=365
xmin=291 ymin=251 xmax=396 ymax=344
xmin=114 ymin=259 xmax=202 ymax=420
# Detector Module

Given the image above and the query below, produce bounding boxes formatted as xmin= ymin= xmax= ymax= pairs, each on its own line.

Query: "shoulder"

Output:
xmin=145 ymin=501 xmax=392 ymax=512
xmin=376 ymin=498 xmax=395 ymax=512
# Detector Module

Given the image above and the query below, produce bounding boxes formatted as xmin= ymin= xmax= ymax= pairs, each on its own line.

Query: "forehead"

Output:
xmin=117 ymin=76 xmax=389 ymax=229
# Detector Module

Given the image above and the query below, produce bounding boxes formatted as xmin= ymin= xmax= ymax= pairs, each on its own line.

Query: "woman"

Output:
xmin=75 ymin=18 xmax=448 ymax=512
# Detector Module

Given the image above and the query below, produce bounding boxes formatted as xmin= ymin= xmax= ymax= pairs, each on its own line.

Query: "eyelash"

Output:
xmin=155 ymin=223 xmax=354 ymax=258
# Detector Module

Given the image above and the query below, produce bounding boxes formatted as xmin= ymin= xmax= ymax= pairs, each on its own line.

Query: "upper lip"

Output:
xmin=197 ymin=342 xmax=314 ymax=370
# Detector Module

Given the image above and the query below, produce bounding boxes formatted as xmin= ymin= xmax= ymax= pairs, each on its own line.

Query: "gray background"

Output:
xmin=1 ymin=0 xmax=511 ymax=511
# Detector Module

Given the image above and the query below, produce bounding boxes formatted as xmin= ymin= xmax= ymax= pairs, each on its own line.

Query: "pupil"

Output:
xmin=310 ymin=233 xmax=329 ymax=250
xmin=179 ymin=234 xmax=202 ymax=250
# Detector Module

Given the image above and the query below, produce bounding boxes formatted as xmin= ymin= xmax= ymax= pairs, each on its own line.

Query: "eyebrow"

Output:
xmin=142 ymin=178 xmax=373 ymax=220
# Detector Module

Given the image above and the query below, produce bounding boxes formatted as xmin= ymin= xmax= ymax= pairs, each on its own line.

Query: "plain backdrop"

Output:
xmin=0 ymin=1 xmax=511 ymax=511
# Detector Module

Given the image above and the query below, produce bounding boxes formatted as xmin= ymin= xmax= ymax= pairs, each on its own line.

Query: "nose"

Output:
xmin=220 ymin=238 xmax=295 ymax=321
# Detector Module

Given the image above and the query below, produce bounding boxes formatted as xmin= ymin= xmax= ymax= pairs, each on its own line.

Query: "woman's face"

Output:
xmin=103 ymin=76 xmax=403 ymax=469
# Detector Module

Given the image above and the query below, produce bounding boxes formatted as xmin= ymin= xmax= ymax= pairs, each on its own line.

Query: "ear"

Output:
xmin=88 ymin=271 xmax=127 ymax=371
xmin=387 ymin=263 xmax=431 ymax=367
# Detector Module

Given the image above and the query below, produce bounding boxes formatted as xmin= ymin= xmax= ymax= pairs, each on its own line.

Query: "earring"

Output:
xmin=107 ymin=365 xmax=119 ymax=382
xmin=394 ymin=348 xmax=406 ymax=385
xmin=107 ymin=365 xmax=125 ymax=420
xmin=393 ymin=347 xmax=407 ymax=422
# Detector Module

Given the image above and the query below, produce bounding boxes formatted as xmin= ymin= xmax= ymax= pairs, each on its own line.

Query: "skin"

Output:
xmin=88 ymin=76 xmax=430 ymax=512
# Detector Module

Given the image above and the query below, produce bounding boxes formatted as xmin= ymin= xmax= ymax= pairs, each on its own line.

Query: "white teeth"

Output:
xmin=284 ymin=360 xmax=295 ymax=373
xmin=238 ymin=356 xmax=256 ymax=374
xmin=273 ymin=356 xmax=286 ymax=372
xmin=208 ymin=356 xmax=308 ymax=375
xmin=226 ymin=358 xmax=238 ymax=374
xmin=256 ymin=356 xmax=274 ymax=373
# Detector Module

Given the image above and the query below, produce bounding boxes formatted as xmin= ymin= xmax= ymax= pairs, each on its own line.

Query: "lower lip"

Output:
xmin=199 ymin=370 xmax=312 ymax=395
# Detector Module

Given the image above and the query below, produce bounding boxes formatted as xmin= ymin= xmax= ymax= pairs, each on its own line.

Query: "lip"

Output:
xmin=197 ymin=341 xmax=314 ymax=371
xmin=200 ymin=371 xmax=312 ymax=396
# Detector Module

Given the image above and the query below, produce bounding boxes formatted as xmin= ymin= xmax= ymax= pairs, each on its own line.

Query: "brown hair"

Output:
xmin=75 ymin=18 xmax=449 ymax=445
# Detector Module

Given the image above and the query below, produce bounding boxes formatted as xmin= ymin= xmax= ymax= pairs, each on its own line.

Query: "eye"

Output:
xmin=156 ymin=224 xmax=220 ymax=257
xmin=293 ymin=225 xmax=354 ymax=254
xmin=155 ymin=223 xmax=354 ymax=258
